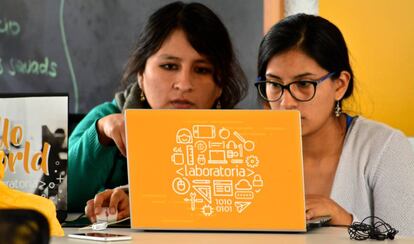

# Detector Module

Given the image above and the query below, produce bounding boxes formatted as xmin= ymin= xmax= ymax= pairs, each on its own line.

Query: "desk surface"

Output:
xmin=53 ymin=227 xmax=414 ymax=243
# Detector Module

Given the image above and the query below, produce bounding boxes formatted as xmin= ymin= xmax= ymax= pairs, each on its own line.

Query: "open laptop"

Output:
xmin=125 ymin=109 xmax=329 ymax=232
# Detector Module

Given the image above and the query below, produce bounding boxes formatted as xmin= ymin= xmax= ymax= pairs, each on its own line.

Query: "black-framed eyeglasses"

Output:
xmin=254 ymin=72 xmax=336 ymax=102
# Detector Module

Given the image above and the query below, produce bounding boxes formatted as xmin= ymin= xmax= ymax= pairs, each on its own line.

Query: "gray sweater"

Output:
xmin=331 ymin=116 xmax=414 ymax=236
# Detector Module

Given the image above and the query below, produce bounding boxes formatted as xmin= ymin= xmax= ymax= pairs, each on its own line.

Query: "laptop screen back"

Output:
xmin=126 ymin=109 xmax=305 ymax=231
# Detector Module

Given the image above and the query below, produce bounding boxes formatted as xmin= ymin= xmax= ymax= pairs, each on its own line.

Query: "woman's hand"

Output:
xmin=305 ymin=194 xmax=352 ymax=226
xmin=85 ymin=188 xmax=130 ymax=223
xmin=97 ymin=113 xmax=127 ymax=156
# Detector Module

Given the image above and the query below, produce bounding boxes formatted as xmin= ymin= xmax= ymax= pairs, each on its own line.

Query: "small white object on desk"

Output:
xmin=96 ymin=207 xmax=118 ymax=223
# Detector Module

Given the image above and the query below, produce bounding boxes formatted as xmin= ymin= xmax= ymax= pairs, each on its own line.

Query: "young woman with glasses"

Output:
xmin=256 ymin=14 xmax=414 ymax=235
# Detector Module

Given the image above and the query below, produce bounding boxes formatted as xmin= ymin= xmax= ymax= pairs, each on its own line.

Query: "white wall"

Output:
xmin=285 ymin=0 xmax=318 ymax=16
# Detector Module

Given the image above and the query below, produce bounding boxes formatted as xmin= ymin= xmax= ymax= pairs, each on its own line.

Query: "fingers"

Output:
xmin=112 ymin=132 xmax=127 ymax=157
xmin=118 ymin=207 xmax=131 ymax=221
xmin=108 ymin=189 xmax=125 ymax=213
xmin=96 ymin=116 xmax=115 ymax=145
xmin=110 ymin=114 xmax=126 ymax=156
xmin=85 ymin=199 xmax=96 ymax=223
xmin=118 ymin=121 xmax=126 ymax=157
xmin=117 ymin=194 xmax=130 ymax=220
xmin=112 ymin=121 xmax=127 ymax=157
xmin=305 ymin=194 xmax=331 ymax=220
xmin=99 ymin=114 xmax=127 ymax=157
xmin=305 ymin=194 xmax=352 ymax=225
xmin=108 ymin=188 xmax=130 ymax=220
xmin=85 ymin=188 xmax=130 ymax=224
xmin=117 ymin=193 xmax=130 ymax=220
xmin=93 ymin=189 xmax=114 ymax=215
xmin=306 ymin=206 xmax=330 ymax=220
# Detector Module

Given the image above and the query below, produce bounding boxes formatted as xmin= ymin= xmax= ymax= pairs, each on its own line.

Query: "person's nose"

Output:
xmin=278 ymin=89 xmax=298 ymax=110
xmin=173 ymin=68 xmax=193 ymax=92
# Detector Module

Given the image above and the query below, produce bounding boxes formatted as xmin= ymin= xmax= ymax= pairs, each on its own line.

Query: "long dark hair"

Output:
xmin=258 ymin=13 xmax=354 ymax=101
xmin=121 ymin=1 xmax=247 ymax=108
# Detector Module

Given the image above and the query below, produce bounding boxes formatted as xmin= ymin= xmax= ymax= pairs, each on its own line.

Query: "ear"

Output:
xmin=334 ymin=71 xmax=351 ymax=101
xmin=137 ymin=73 xmax=144 ymax=90
xmin=213 ymin=83 xmax=223 ymax=103
xmin=216 ymin=87 xmax=223 ymax=100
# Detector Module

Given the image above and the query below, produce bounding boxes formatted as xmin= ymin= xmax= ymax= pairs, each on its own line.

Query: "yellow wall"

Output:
xmin=320 ymin=0 xmax=414 ymax=136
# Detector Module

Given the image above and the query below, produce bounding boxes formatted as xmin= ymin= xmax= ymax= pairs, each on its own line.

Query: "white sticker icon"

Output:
xmin=172 ymin=126 xmax=263 ymax=216
xmin=172 ymin=177 xmax=190 ymax=195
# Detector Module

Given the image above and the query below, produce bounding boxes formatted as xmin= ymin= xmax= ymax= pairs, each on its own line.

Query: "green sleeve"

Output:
xmin=68 ymin=101 xmax=125 ymax=212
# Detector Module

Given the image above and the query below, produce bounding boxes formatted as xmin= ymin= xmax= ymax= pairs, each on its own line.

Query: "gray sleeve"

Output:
xmin=372 ymin=131 xmax=414 ymax=236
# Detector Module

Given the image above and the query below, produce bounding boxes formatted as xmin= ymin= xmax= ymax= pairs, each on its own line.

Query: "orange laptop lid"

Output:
xmin=125 ymin=110 xmax=305 ymax=231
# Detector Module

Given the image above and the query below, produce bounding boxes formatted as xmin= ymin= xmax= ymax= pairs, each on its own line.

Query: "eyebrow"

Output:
xmin=265 ymin=72 xmax=316 ymax=80
xmin=158 ymin=54 xmax=211 ymax=65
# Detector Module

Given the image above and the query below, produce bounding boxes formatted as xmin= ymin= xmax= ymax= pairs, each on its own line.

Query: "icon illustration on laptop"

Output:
xmin=171 ymin=125 xmax=264 ymax=216
xmin=126 ymin=110 xmax=310 ymax=231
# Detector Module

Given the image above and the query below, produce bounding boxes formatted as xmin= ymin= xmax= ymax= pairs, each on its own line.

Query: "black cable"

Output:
xmin=348 ymin=216 xmax=398 ymax=241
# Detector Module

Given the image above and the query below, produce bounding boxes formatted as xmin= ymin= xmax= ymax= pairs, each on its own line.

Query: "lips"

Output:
xmin=171 ymin=99 xmax=195 ymax=109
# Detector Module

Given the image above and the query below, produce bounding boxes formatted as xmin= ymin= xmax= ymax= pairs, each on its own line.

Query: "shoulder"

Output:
xmin=344 ymin=116 xmax=414 ymax=178
xmin=88 ymin=100 xmax=121 ymax=116
xmin=347 ymin=116 xmax=409 ymax=150
xmin=81 ymin=100 xmax=121 ymax=121
xmin=351 ymin=116 xmax=402 ymax=136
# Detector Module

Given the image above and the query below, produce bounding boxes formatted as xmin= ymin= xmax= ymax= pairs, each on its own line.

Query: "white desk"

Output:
xmin=53 ymin=227 xmax=414 ymax=243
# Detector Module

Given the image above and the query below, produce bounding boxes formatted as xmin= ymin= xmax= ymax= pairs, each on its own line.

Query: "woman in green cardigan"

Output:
xmin=68 ymin=1 xmax=248 ymax=216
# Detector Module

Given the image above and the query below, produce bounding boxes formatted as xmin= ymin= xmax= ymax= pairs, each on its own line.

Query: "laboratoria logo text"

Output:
xmin=171 ymin=125 xmax=263 ymax=216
